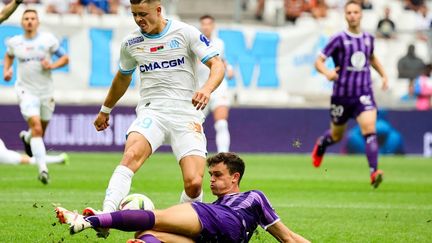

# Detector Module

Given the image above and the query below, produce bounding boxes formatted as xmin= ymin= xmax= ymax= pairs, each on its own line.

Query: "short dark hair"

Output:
xmin=130 ymin=0 xmax=160 ymax=4
xmin=345 ymin=0 xmax=361 ymax=9
xmin=207 ymin=152 xmax=245 ymax=184
xmin=23 ymin=9 xmax=38 ymax=15
xmin=200 ymin=14 xmax=215 ymax=22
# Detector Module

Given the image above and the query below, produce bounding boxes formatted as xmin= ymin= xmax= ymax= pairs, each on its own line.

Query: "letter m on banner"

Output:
xmin=218 ymin=30 xmax=279 ymax=88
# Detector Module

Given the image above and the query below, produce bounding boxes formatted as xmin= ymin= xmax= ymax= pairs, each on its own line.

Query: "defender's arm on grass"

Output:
xmin=93 ymin=71 xmax=132 ymax=131
xmin=267 ymin=221 xmax=310 ymax=243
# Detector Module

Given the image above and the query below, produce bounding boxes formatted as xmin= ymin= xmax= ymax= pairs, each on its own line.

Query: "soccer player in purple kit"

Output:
xmin=55 ymin=152 xmax=310 ymax=243
xmin=312 ymin=0 xmax=388 ymax=188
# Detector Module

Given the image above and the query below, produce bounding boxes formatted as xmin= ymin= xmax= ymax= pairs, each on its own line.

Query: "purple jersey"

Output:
xmin=321 ymin=31 xmax=375 ymax=97
xmin=192 ymin=190 xmax=280 ymax=242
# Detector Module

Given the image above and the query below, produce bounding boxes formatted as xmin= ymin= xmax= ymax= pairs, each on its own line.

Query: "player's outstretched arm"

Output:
xmin=0 ymin=0 xmax=21 ymax=24
xmin=94 ymin=71 xmax=132 ymax=131
xmin=370 ymin=53 xmax=389 ymax=91
xmin=192 ymin=56 xmax=225 ymax=110
xmin=267 ymin=221 xmax=310 ymax=243
xmin=3 ymin=54 xmax=14 ymax=81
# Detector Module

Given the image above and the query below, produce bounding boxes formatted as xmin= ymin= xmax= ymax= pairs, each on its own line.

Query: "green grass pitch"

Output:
xmin=0 ymin=153 xmax=431 ymax=242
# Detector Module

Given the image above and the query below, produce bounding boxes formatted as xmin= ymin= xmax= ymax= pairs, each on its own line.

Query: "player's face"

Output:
xmin=131 ymin=2 xmax=162 ymax=34
xmin=344 ymin=3 xmax=362 ymax=29
xmin=209 ymin=162 xmax=239 ymax=197
xmin=200 ymin=18 xmax=214 ymax=39
xmin=21 ymin=12 xmax=39 ymax=33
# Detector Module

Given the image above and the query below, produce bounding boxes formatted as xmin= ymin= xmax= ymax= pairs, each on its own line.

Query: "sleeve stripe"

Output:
xmin=119 ymin=65 xmax=136 ymax=74
xmin=263 ymin=218 xmax=280 ymax=230
xmin=201 ymin=52 xmax=219 ymax=64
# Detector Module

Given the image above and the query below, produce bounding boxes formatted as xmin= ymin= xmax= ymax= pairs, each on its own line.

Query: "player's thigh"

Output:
xmin=136 ymin=230 xmax=195 ymax=243
xmin=127 ymin=111 xmax=167 ymax=154
xmin=356 ymin=109 xmax=377 ymax=135
xmin=169 ymin=117 xmax=207 ymax=162
xmin=40 ymin=97 xmax=55 ymax=122
xmin=17 ymin=92 xmax=41 ymax=122
xmin=153 ymin=203 xmax=201 ymax=237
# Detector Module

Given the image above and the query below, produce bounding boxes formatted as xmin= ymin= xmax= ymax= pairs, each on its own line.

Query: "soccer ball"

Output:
xmin=118 ymin=193 xmax=155 ymax=211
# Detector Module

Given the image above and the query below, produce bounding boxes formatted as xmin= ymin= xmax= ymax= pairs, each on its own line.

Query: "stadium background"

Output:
xmin=0 ymin=0 xmax=431 ymax=155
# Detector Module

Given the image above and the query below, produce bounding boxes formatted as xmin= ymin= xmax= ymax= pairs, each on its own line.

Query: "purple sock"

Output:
xmin=86 ymin=210 xmax=155 ymax=232
xmin=364 ymin=133 xmax=378 ymax=173
xmin=139 ymin=234 xmax=161 ymax=243
xmin=317 ymin=130 xmax=335 ymax=155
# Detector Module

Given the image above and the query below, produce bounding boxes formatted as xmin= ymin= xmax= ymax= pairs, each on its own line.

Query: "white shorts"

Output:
xmin=205 ymin=79 xmax=230 ymax=115
xmin=16 ymin=88 xmax=55 ymax=121
xmin=127 ymin=100 xmax=207 ymax=161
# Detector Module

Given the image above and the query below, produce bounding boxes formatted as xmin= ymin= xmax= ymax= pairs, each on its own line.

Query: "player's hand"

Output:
xmin=325 ymin=67 xmax=340 ymax=81
xmin=94 ymin=112 xmax=110 ymax=131
xmin=381 ymin=76 xmax=389 ymax=91
xmin=3 ymin=67 xmax=13 ymax=81
xmin=41 ymin=59 xmax=52 ymax=70
xmin=192 ymin=88 xmax=211 ymax=110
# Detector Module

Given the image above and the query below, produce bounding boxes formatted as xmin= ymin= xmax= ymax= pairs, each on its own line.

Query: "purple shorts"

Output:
xmin=192 ymin=202 xmax=247 ymax=243
xmin=330 ymin=95 xmax=377 ymax=125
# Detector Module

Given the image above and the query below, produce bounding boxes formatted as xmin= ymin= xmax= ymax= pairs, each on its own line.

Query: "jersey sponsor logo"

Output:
xmin=359 ymin=95 xmax=372 ymax=105
xmin=348 ymin=51 xmax=366 ymax=71
xmin=18 ymin=56 xmax=44 ymax=63
xmin=139 ymin=57 xmax=185 ymax=72
xmin=126 ymin=36 xmax=144 ymax=46
xmin=200 ymin=34 xmax=210 ymax=47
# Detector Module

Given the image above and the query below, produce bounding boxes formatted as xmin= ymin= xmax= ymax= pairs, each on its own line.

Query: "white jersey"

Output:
xmin=6 ymin=32 xmax=63 ymax=97
xmin=196 ymin=37 xmax=225 ymax=87
xmin=119 ymin=19 xmax=219 ymax=108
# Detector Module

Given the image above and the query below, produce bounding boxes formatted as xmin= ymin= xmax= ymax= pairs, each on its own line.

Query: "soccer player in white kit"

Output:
xmin=3 ymin=9 xmax=69 ymax=184
xmin=91 ymin=0 xmax=225 ymax=231
xmin=0 ymin=0 xmax=22 ymax=24
xmin=197 ymin=15 xmax=233 ymax=153
xmin=0 ymin=138 xmax=69 ymax=165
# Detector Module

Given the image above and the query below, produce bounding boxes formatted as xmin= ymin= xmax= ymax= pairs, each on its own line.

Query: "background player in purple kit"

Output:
xmin=312 ymin=0 xmax=389 ymax=188
xmin=55 ymin=152 xmax=310 ymax=243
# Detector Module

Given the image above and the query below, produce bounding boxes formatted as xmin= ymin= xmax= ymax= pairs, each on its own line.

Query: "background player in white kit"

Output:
xmin=0 ymin=0 xmax=23 ymax=24
xmin=3 ymin=9 xmax=69 ymax=184
xmin=197 ymin=15 xmax=233 ymax=153
xmin=0 ymin=138 xmax=68 ymax=166
xmin=91 ymin=1 xmax=225 ymax=236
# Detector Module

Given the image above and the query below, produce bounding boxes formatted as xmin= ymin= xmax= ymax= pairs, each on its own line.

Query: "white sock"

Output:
xmin=214 ymin=119 xmax=230 ymax=152
xmin=103 ymin=165 xmax=134 ymax=212
xmin=30 ymin=155 xmax=64 ymax=164
xmin=179 ymin=190 xmax=203 ymax=203
xmin=30 ymin=137 xmax=48 ymax=173
xmin=0 ymin=150 xmax=22 ymax=165
xmin=24 ymin=130 xmax=32 ymax=143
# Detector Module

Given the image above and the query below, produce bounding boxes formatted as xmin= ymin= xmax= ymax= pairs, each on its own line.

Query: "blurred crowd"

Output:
xmin=1 ymin=0 xmax=131 ymax=15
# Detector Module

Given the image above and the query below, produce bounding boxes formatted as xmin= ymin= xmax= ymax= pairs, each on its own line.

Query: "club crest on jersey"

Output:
xmin=126 ymin=36 xmax=144 ymax=46
xmin=169 ymin=39 xmax=180 ymax=49
xmin=200 ymin=34 xmax=210 ymax=46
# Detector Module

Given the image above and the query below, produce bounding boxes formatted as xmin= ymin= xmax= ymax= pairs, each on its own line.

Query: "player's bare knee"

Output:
xmin=31 ymin=126 xmax=43 ymax=137
xmin=121 ymin=150 xmax=144 ymax=171
xmin=184 ymin=178 xmax=202 ymax=196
